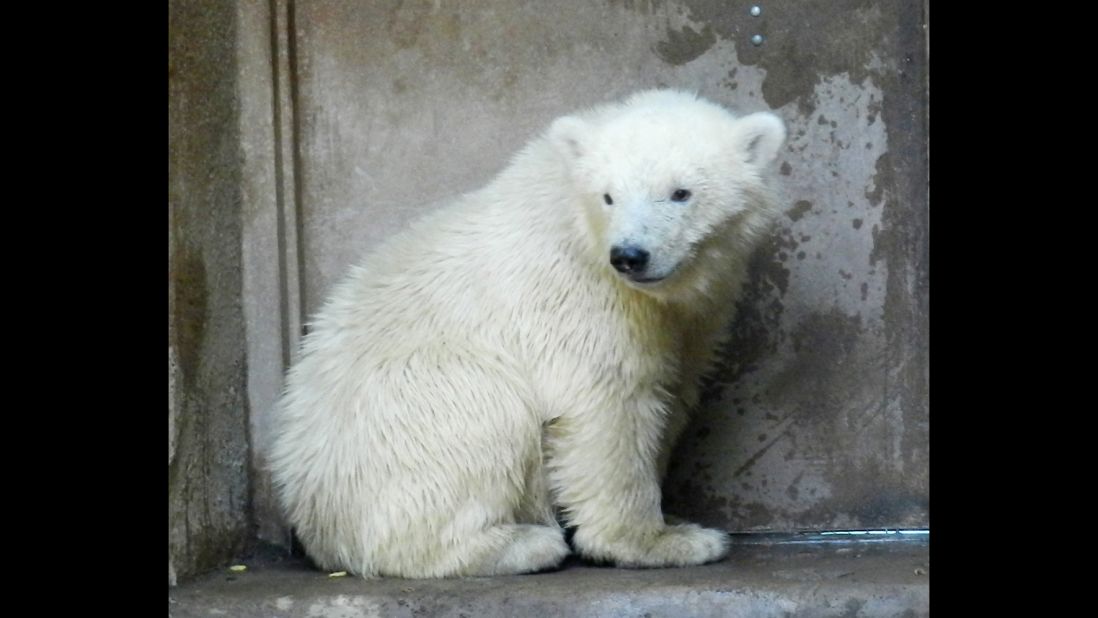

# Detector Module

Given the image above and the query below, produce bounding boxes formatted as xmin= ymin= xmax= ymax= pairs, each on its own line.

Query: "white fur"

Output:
xmin=266 ymin=90 xmax=785 ymax=578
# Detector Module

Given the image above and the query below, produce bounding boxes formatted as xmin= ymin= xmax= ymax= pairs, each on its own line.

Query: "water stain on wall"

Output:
xmin=171 ymin=243 xmax=207 ymax=389
xmin=655 ymin=24 xmax=716 ymax=65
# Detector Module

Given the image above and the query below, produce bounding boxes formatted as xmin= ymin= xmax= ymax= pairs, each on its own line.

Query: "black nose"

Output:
xmin=610 ymin=246 xmax=650 ymax=274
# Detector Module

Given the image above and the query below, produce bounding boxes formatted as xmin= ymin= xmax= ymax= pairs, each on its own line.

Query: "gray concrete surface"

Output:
xmin=168 ymin=538 xmax=929 ymax=617
xmin=243 ymin=0 xmax=929 ymax=539
xmin=168 ymin=0 xmax=253 ymax=585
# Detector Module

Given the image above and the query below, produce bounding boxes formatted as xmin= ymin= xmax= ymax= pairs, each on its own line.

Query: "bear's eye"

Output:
xmin=603 ymin=194 xmax=614 ymax=205
xmin=671 ymin=189 xmax=692 ymax=202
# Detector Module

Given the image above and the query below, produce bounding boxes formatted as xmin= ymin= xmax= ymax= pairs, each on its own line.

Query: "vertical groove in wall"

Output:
xmin=270 ymin=0 xmax=304 ymax=370
xmin=267 ymin=0 xmax=288 ymax=371
xmin=287 ymin=0 xmax=309 ymax=332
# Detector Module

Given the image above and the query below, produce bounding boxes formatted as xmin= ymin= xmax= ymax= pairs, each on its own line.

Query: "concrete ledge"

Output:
xmin=168 ymin=537 xmax=928 ymax=617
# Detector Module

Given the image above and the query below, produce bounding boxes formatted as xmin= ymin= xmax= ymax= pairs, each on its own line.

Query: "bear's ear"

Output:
xmin=731 ymin=112 xmax=786 ymax=166
xmin=548 ymin=115 xmax=590 ymax=162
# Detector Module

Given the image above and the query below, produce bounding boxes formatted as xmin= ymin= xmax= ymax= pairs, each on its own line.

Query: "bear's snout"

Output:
xmin=610 ymin=246 xmax=650 ymax=275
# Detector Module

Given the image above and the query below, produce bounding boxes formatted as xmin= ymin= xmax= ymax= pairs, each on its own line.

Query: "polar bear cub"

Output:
xmin=266 ymin=90 xmax=786 ymax=578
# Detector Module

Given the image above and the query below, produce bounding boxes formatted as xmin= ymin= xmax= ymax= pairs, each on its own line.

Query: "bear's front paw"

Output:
xmin=616 ymin=524 xmax=730 ymax=568
xmin=576 ymin=522 xmax=730 ymax=568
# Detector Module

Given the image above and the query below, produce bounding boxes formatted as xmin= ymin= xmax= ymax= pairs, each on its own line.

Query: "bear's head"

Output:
xmin=548 ymin=90 xmax=785 ymax=300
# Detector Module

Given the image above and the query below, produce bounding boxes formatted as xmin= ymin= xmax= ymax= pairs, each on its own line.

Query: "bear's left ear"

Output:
xmin=731 ymin=112 xmax=786 ymax=166
xmin=548 ymin=115 xmax=590 ymax=162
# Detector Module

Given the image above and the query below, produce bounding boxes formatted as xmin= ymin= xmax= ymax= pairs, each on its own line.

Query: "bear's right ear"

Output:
xmin=548 ymin=116 xmax=589 ymax=162
xmin=731 ymin=112 xmax=786 ymax=167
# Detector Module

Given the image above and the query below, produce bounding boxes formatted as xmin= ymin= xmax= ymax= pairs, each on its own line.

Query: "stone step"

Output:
xmin=168 ymin=536 xmax=929 ymax=617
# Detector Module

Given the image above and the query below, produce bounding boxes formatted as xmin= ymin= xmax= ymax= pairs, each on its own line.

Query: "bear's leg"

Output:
xmin=412 ymin=433 xmax=568 ymax=578
xmin=657 ymin=365 xmax=705 ymax=482
xmin=546 ymin=391 xmax=730 ymax=568
xmin=365 ymin=347 xmax=569 ymax=578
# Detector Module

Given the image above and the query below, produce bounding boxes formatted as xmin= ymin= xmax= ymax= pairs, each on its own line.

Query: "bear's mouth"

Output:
xmin=629 ymin=275 xmax=666 ymax=285
xmin=620 ymin=268 xmax=677 ymax=287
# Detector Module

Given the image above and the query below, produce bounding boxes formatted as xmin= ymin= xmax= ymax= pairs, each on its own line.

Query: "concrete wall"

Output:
xmin=248 ymin=0 xmax=928 ymax=535
xmin=169 ymin=0 xmax=928 ymax=578
xmin=168 ymin=0 xmax=252 ymax=585
xmin=659 ymin=0 xmax=930 ymax=531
